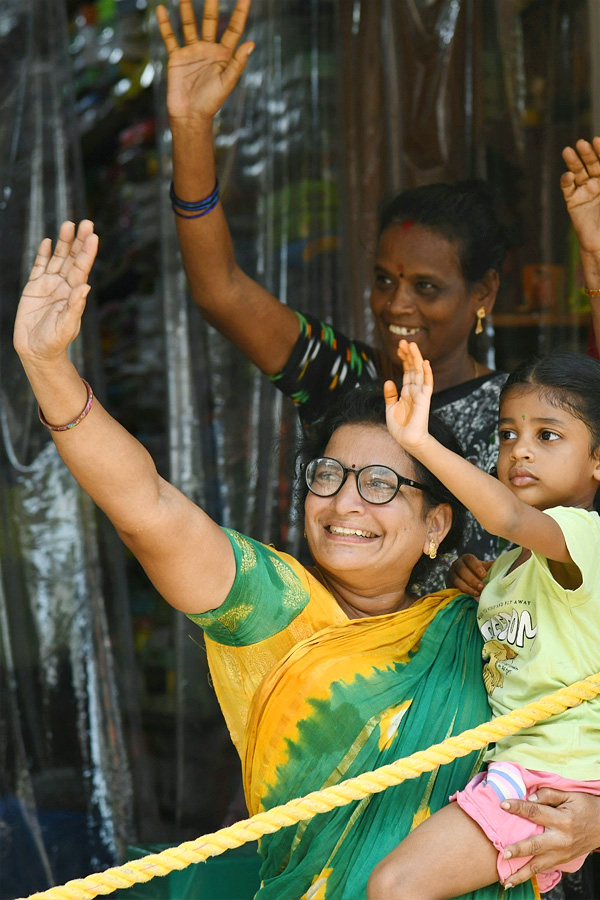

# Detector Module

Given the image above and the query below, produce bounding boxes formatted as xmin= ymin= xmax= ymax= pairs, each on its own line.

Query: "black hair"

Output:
xmin=377 ymin=179 xmax=510 ymax=286
xmin=295 ymin=387 xmax=467 ymax=584
xmin=500 ymin=350 xmax=600 ymax=452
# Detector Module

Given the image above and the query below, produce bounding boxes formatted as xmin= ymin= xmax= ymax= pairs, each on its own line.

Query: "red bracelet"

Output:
xmin=38 ymin=379 xmax=94 ymax=432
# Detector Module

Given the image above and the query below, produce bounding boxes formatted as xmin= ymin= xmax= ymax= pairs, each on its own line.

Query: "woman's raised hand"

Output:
xmin=561 ymin=138 xmax=600 ymax=253
xmin=384 ymin=340 xmax=433 ymax=452
xmin=157 ymin=0 xmax=255 ymax=123
xmin=13 ymin=220 xmax=98 ymax=367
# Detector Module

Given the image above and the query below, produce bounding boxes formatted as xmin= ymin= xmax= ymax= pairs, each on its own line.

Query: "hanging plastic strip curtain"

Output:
xmin=0 ymin=1 xmax=134 ymax=895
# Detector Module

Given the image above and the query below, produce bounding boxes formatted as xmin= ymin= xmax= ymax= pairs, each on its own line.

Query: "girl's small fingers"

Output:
xmin=575 ymin=138 xmax=600 ymax=176
xmin=452 ymin=576 xmax=481 ymax=597
xmin=156 ymin=5 xmax=181 ymax=54
xmin=423 ymin=358 xmax=433 ymax=389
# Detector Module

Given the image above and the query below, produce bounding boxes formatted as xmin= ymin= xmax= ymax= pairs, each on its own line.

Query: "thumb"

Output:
xmin=383 ymin=380 xmax=399 ymax=407
xmin=221 ymin=42 xmax=255 ymax=94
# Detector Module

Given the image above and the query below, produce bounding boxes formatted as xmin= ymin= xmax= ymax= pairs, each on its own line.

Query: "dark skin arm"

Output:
xmin=561 ymin=137 xmax=600 ymax=346
xmin=156 ymin=0 xmax=300 ymax=376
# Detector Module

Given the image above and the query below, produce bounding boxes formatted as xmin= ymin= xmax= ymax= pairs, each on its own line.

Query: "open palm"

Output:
xmin=157 ymin=0 xmax=254 ymax=123
xmin=13 ymin=221 xmax=98 ymax=364
xmin=561 ymin=138 xmax=600 ymax=253
xmin=384 ymin=341 xmax=433 ymax=453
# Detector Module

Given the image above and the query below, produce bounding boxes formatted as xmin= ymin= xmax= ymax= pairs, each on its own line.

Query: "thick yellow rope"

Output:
xmin=20 ymin=672 xmax=600 ymax=900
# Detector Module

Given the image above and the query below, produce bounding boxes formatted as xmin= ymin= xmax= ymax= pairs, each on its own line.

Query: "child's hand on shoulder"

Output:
xmin=384 ymin=340 xmax=433 ymax=452
xmin=446 ymin=554 xmax=494 ymax=598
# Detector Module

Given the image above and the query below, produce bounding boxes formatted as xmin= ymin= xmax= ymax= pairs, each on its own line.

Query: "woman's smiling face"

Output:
xmin=370 ymin=223 xmax=493 ymax=380
xmin=304 ymin=423 xmax=450 ymax=614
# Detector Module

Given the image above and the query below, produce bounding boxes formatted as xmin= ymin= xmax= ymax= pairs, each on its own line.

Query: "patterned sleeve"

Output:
xmin=186 ymin=529 xmax=311 ymax=647
xmin=268 ymin=310 xmax=380 ymax=429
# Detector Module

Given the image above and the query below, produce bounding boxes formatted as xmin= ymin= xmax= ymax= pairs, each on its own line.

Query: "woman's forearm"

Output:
xmin=21 ymin=356 xmax=162 ymax=536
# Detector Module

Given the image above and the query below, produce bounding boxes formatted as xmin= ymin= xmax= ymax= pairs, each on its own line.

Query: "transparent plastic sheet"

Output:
xmin=155 ymin=0 xmax=344 ymax=554
xmin=337 ymin=0 xmax=479 ymax=342
xmin=0 ymin=0 xmax=133 ymax=894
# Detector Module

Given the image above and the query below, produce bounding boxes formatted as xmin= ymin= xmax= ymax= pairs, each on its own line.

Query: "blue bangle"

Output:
xmin=169 ymin=179 xmax=219 ymax=216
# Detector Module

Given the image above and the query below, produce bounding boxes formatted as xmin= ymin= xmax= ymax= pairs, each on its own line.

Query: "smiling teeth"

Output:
xmin=389 ymin=325 xmax=422 ymax=336
xmin=329 ymin=526 xmax=377 ymax=538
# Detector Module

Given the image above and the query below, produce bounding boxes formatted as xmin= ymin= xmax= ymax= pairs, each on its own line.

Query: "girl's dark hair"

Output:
xmin=500 ymin=350 xmax=600 ymax=451
xmin=377 ymin=179 xmax=510 ymax=286
xmin=295 ymin=387 xmax=467 ymax=584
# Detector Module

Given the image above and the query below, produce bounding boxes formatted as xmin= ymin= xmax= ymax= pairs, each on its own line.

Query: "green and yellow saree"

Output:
xmin=188 ymin=530 xmax=535 ymax=900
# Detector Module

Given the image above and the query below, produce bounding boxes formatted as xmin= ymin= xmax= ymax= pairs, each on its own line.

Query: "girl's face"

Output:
xmin=497 ymin=387 xmax=600 ymax=511
xmin=304 ymin=423 xmax=451 ymax=616
xmin=369 ymin=223 xmax=496 ymax=378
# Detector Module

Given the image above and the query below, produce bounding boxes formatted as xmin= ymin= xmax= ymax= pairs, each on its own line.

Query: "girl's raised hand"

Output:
xmin=157 ymin=0 xmax=255 ymax=123
xmin=384 ymin=340 xmax=433 ymax=452
xmin=13 ymin=220 xmax=98 ymax=366
xmin=561 ymin=138 xmax=600 ymax=253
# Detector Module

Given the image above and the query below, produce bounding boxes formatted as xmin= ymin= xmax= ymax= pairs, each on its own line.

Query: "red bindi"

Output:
xmin=401 ymin=220 xmax=413 ymax=232
xmin=351 ymin=464 xmax=356 ymax=469
xmin=396 ymin=264 xmax=404 ymax=277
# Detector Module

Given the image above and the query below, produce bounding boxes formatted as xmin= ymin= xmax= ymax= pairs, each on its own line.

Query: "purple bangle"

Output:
xmin=169 ymin=179 xmax=220 ymax=218
xmin=38 ymin=379 xmax=94 ymax=432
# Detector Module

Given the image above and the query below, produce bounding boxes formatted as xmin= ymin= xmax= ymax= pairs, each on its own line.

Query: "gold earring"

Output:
xmin=428 ymin=539 xmax=437 ymax=560
xmin=475 ymin=306 xmax=486 ymax=335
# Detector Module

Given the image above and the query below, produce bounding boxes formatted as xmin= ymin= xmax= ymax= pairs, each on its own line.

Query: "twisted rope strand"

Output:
xmin=19 ymin=672 xmax=600 ymax=900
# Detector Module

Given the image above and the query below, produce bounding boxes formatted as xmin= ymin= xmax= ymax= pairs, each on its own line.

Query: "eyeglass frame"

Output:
xmin=304 ymin=456 xmax=429 ymax=505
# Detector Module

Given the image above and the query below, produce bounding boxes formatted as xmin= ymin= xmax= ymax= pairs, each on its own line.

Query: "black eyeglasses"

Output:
xmin=305 ymin=457 xmax=428 ymax=505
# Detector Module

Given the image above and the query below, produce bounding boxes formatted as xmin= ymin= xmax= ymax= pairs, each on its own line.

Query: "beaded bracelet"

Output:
xmin=169 ymin=179 xmax=220 ymax=219
xmin=584 ymin=286 xmax=600 ymax=297
xmin=38 ymin=379 xmax=94 ymax=432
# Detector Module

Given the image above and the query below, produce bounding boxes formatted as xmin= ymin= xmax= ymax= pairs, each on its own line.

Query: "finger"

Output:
xmin=221 ymin=41 xmax=255 ymax=93
xmin=201 ymin=0 xmax=218 ymax=42
xmin=560 ymin=170 xmax=576 ymax=200
xmin=575 ymin=138 xmax=600 ymax=178
xmin=563 ymin=142 xmax=591 ymax=185
xmin=220 ymin=0 xmax=252 ymax=51
xmin=61 ymin=220 xmax=95 ymax=281
xmin=67 ymin=283 xmax=92 ymax=321
xmin=29 ymin=238 xmax=53 ymax=280
xmin=423 ymin=358 xmax=433 ymax=392
xmin=451 ymin=574 xmax=482 ymax=596
xmin=66 ymin=232 xmax=99 ymax=288
xmin=503 ymin=790 xmax=568 ymax=820
xmin=463 ymin=553 xmax=492 ymax=579
xmin=156 ymin=5 xmax=181 ymax=54
xmin=383 ymin=379 xmax=399 ymax=407
xmin=47 ymin=221 xmax=76 ymax=275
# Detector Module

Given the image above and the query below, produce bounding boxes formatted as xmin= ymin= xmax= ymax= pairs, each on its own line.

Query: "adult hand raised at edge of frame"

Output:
xmin=384 ymin=339 xmax=434 ymax=455
xmin=500 ymin=789 xmax=600 ymax=889
xmin=13 ymin=220 xmax=98 ymax=366
xmin=156 ymin=0 xmax=255 ymax=123
xmin=561 ymin=137 xmax=600 ymax=254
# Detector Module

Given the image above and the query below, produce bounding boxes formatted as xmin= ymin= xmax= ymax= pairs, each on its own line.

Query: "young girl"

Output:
xmin=367 ymin=340 xmax=600 ymax=899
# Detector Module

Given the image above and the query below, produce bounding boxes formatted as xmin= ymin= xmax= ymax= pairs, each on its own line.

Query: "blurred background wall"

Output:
xmin=0 ymin=0 xmax=595 ymax=894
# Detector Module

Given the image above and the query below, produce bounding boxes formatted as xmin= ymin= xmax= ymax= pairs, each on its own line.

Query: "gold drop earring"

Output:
xmin=428 ymin=539 xmax=437 ymax=560
xmin=475 ymin=306 xmax=486 ymax=335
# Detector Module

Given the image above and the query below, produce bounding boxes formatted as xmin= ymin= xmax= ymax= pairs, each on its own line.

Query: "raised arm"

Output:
xmin=384 ymin=341 xmax=573 ymax=564
xmin=14 ymin=221 xmax=235 ymax=614
xmin=561 ymin=138 xmax=600 ymax=344
xmin=157 ymin=0 xmax=299 ymax=374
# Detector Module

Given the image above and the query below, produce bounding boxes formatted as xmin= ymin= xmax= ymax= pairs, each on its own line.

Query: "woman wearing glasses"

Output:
xmin=14 ymin=222 xmax=600 ymax=900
